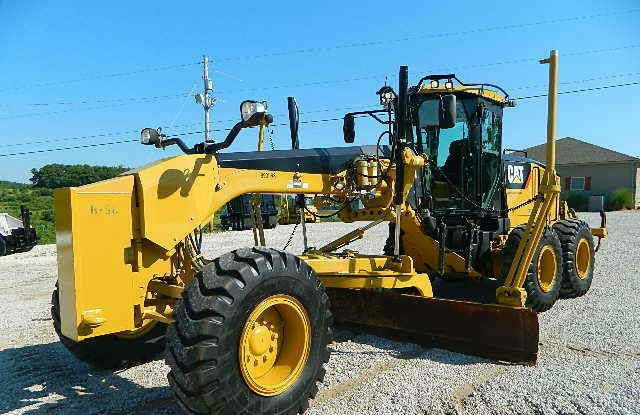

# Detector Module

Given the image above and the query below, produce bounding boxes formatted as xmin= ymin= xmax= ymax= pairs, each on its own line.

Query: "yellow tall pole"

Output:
xmin=497 ymin=50 xmax=560 ymax=307
xmin=257 ymin=124 xmax=266 ymax=151
xmin=543 ymin=50 xmax=558 ymax=172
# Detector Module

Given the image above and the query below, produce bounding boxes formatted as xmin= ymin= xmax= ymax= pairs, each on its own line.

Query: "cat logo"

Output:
xmin=508 ymin=164 xmax=524 ymax=184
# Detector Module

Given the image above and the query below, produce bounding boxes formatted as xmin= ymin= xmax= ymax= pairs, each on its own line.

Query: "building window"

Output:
xmin=571 ymin=177 xmax=585 ymax=191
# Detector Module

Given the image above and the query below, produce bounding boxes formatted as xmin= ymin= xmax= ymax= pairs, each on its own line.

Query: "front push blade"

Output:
xmin=327 ymin=288 xmax=539 ymax=365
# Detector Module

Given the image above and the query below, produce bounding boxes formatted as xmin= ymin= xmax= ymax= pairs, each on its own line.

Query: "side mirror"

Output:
xmin=287 ymin=97 xmax=300 ymax=149
xmin=343 ymin=114 xmax=355 ymax=143
xmin=440 ymin=94 xmax=457 ymax=129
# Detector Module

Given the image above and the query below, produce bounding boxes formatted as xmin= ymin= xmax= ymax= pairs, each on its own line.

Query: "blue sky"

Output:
xmin=0 ymin=0 xmax=638 ymax=183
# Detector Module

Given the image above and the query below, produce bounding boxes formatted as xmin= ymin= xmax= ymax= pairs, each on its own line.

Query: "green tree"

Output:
xmin=29 ymin=164 xmax=130 ymax=188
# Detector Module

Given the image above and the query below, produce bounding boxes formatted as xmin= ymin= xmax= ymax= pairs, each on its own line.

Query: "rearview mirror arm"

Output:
xmin=201 ymin=120 xmax=245 ymax=153
xmin=345 ymin=109 xmax=391 ymax=125
xmin=154 ymin=122 xmax=247 ymax=155
xmin=159 ymin=137 xmax=198 ymax=154
xmin=203 ymin=112 xmax=274 ymax=154
xmin=157 ymin=112 xmax=274 ymax=155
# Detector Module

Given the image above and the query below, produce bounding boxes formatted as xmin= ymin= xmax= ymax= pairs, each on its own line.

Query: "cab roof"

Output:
xmin=416 ymin=84 xmax=509 ymax=106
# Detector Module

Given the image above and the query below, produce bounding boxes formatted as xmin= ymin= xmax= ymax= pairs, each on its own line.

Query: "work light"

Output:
xmin=240 ymin=100 xmax=268 ymax=122
xmin=140 ymin=128 xmax=161 ymax=145
xmin=377 ymin=86 xmax=396 ymax=109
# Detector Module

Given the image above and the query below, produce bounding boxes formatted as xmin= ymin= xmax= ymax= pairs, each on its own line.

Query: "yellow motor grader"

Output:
xmin=52 ymin=50 xmax=606 ymax=415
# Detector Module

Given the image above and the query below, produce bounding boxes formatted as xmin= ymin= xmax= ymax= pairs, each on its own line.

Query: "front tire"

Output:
xmin=502 ymin=226 xmax=563 ymax=312
xmin=166 ymin=247 xmax=331 ymax=415
xmin=553 ymin=219 xmax=595 ymax=298
xmin=51 ymin=281 xmax=166 ymax=368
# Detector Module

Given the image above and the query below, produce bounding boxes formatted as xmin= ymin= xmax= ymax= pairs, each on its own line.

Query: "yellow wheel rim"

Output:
xmin=239 ymin=294 xmax=311 ymax=396
xmin=537 ymin=245 xmax=557 ymax=292
xmin=576 ymin=238 xmax=591 ymax=279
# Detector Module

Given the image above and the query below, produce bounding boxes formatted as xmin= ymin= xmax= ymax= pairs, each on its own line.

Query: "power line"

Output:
xmin=213 ymin=9 xmax=640 ymax=62
xmin=0 ymin=123 xmax=208 ymax=148
xmin=420 ymin=44 xmax=640 ymax=77
xmin=1 ymin=9 xmax=636 ymax=95
xmin=508 ymin=71 xmax=640 ymax=91
xmin=214 ymin=44 xmax=640 ymax=95
xmin=0 ymin=139 xmax=138 ymax=158
xmin=515 ymin=80 xmax=640 ymax=100
xmin=0 ymin=116 xmax=361 ymax=157
xmin=0 ymin=105 xmax=373 ymax=148
xmin=7 ymin=43 xmax=638 ymax=118
xmin=218 ymin=75 xmax=383 ymax=95
xmin=564 ymin=44 xmax=640 ymax=57
xmin=0 ymin=116 xmax=282 ymax=148
xmin=0 ymin=93 xmax=192 ymax=120
xmin=2 ymin=74 xmax=638 ymax=152
xmin=0 ymin=128 xmax=142 ymax=148
xmin=167 ymin=116 xmax=357 ymax=136
xmin=0 ymin=62 xmax=200 ymax=93
xmin=27 ymin=92 xmax=192 ymax=106
xmin=3 ymin=79 xmax=638 ymax=158
xmin=11 ymin=77 xmax=376 ymax=112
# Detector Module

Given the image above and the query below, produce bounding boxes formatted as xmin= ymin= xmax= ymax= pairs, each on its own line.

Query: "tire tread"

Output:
xmin=553 ymin=219 xmax=595 ymax=298
xmin=166 ymin=247 xmax=330 ymax=415
xmin=502 ymin=225 xmax=563 ymax=312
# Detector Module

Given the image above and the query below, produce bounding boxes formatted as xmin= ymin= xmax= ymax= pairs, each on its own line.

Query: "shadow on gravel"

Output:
xmin=330 ymin=330 xmax=500 ymax=367
xmin=0 ymin=341 xmax=172 ymax=415
xmin=115 ymin=396 xmax=183 ymax=415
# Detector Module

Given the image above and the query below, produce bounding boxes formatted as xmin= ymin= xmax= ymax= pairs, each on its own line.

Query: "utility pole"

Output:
xmin=195 ymin=55 xmax=215 ymax=142
xmin=196 ymin=55 xmax=216 ymax=232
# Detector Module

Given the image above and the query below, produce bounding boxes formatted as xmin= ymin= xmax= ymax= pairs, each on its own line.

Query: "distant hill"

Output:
xmin=0 ymin=180 xmax=29 ymax=189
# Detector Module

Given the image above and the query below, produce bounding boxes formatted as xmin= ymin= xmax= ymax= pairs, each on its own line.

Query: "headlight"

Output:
xmin=444 ymin=80 xmax=454 ymax=90
xmin=240 ymin=100 xmax=267 ymax=122
xmin=140 ymin=128 xmax=160 ymax=145
xmin=429 ymin=80 xmax=439 ymax=88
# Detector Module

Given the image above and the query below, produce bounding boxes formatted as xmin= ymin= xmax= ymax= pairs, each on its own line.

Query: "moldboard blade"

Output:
xmin=326 ymin=288 xmax=538 ymax=365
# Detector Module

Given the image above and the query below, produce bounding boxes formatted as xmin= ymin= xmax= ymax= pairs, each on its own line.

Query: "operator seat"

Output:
xmin=442 ymin=139 xmax=465 ymax=188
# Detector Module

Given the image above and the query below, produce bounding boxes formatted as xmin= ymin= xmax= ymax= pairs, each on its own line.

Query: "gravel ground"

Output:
xmin=1 ymin=211 xmax=639 ymax=415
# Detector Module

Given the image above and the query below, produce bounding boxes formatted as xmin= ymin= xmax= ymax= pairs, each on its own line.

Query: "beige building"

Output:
xmin=524 ymin=137 xmax=640 ymax=209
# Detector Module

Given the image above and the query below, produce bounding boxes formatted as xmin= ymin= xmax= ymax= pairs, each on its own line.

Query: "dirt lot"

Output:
xmin=1 ymin=212 xmax=638 ymax=415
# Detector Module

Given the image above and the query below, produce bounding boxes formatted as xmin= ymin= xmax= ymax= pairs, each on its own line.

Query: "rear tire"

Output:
xmin=0 ymin=237 xmax=7 ymax=256
xmin=166 ymin=247 xmax=331 ymax=415
xmin=553 ymin=219 xmax=595 ymax=298
xmin=51 ymin=281 xmax=166 ymax=368
xmin=501 ymin=226 xmax=563 ymax=312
